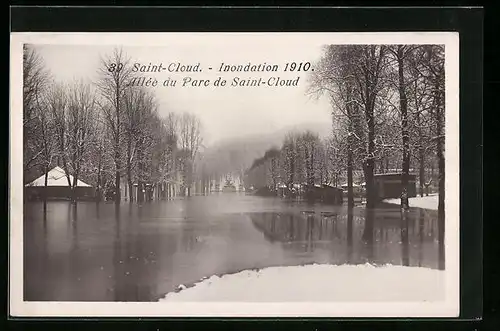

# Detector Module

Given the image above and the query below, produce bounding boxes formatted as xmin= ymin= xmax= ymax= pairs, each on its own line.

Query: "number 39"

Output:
xmin=108 ymin=63 xmax=124 ymax=72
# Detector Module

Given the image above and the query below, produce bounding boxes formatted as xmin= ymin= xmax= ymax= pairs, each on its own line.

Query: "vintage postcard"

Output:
xmin=10 ymin=32 xmax=459 ymax=317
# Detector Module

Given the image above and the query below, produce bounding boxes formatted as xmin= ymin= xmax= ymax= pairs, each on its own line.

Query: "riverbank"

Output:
xmin=160 ymin=263 xmax=444 ymax=302
xmin=383 ymin=194 xmax=439 ymax=211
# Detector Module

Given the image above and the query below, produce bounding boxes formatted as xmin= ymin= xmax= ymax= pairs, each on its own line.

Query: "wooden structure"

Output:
xmin=374 ymin=173 xmax=417 ymax=200
xmin=340 ymin=182 xmax=364 ymax=197
xmin=303 ymin=184 xmax=343 ymax=205
xmin=25 ymin=166 xmax=95 ymax=201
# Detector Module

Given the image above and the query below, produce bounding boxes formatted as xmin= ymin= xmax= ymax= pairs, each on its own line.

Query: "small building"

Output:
xmin=25 ymin=166 xmax=95 ymax=200
xmin=374 ymin=173 xmax=416 ymax=200
xmin=340 ymin=182 xmax=364 ymax=197
xmin=302 ymin=184 xmax=343 ymax=205
xmin=320 ymin=184 xmax=344 ymax=205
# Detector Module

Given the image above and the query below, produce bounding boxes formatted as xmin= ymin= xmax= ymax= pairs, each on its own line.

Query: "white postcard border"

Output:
xmin=9 ymin=32 xmax=460 ymax=317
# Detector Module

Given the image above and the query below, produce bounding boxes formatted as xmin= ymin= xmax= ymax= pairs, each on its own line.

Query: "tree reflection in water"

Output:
xmin=347 ymin=209 xmax=354 ymax=264
xmin=401 ymin=209 xmax=410 ymax=267
xmin=71 ymin=203 xmax=78 ymax=250
xmin=68 ymin=203 xmax=79 ymax=287
xmin=438 ymin=206 xmax=445 ymax=271
xmin=288 ymin=214 xmax=294 ymax=241
xmin=111 ymin=204 xmax=155 ymax=301
xmin=362 ymin=208 xmax=375 ymax=263
xmin=249 ymin=206 xmax=442 ymax=269
xmin=113 ymin=203 xmax=126 ymax=301
xmin=304 ymin=211 xmax=314 ymax=253
xmin=95 ymin=201 xmax=100 ymax=220
xmin=418 ymin=208 xmax=425 ymax=267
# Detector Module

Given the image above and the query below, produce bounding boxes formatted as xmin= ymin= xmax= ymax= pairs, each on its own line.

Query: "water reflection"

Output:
xmin=248 ymin=206 xmax=442 ymax=269
xmin=362 ymin=208 xmax=375 ymax=262
xmin=347 ymin=211 xmax=353 ymax=264
xmin=438 ymin=205 xmax=445 ymax=271
xmin=24 ymin=196 xmax=444 ymax=302
xmin=113 ymin=203 xmax=125 ymax=301
xmin=71 ymin=204 xmax=78 ymax=250
xmin=418 ymin=209 xmax=424 ymax=267
xmin=111 ymin=203 xmax=155 ymax=301
xmin=401 ymin=210 xmax=410 ymax=267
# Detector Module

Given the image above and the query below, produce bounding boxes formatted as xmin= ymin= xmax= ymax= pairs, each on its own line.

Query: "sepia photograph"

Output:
xmin=10 ymin=32 xmax=459 ymax=317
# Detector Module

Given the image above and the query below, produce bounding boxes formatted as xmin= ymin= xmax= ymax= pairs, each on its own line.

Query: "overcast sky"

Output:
xmin=34 ymin=40 xmax=332 ymax=145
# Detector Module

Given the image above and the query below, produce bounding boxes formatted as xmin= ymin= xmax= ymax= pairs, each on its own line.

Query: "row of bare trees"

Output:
xmin=245 ymin=130 xmax=337 ymax=194
xmin=23 ymin=46 xmax=203 ymax=203
xmin=308 ymin=44 xmax=445 ymax=227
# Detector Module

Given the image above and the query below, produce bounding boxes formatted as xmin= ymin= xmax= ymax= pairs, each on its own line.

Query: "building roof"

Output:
xmin=25 ymin=166 xmax=92 ymax=187
xmin=374 ymin=173 xmax=417 ymax=177
xmin=340 ymin=183 xmax=361 ymax=187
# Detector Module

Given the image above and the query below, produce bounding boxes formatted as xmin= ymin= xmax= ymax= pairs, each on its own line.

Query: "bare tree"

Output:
xmin=47 ymin=82 xmax=69 ymax=174
xmin=386 ymin=45 xmax=419 ymax=210
xmin=96 ymin=48 xmax=134 ymax=203
xmin=351 ymin=45 xmax=388 ymax=209
xmin=282 ymin=132 xmax=299 ymax=193
xmin=265 ymin=148 xmax=281 ymax=192
xmin=23 ymin=45 xmax=51 ymax=177
xmin=308 ymin=45 xmax=368 ymax=208
xmin=134 ymin=91 xmax=157 ymax=203
xmin=407 ymin=47 xmax=436 ymax=197
xmin=422 ymin=45 xmax=445 ymax=261
xmin=52 ymin=81 xmax=97 ymax=202
xmin=85 ymin=112 xmax=110 ymax=202
xmin=315 ymin=139 xmax=329 ymax=185
xmin=23 ymin=45 xmax=50 ymax=126
xmin=163 ymin=113 xmax=179 ymax=197
xmin=298 ymin=131 xmax=320 ymax=198
xmin=149 ymin=113 xmax=178 ymax=199
xmin=122 ymin=87 xmax=146 ymax=202
xmin=31 ymin=82 xmax=57 ymax=201
xmin=326 ymin=133 xmax=345 ymax=188
xmin=178 ymin=113 xmax=203 ymax=196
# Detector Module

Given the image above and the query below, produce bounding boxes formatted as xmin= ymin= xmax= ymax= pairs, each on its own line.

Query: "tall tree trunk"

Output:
xmin=430 ymin=159 xmax=435 ymax=195
xmin=365 ymin=104 xmax=376 ymax=209
xmin=419 ymin=146 xmax=425 ymax=197
xmin=43 ymin=165 xmax=49 ymax=204
xmin=347 ymin=154 xmax=354 ymax=208
xmin=127 ymin=138 xmax=134 ymax=202
xmin=115 ymin=145 xmax=121 ymax=204
xmin=347 ymin=112 xmax=354 ymax=209
xmin=272 ymin=160 xmax=278 ymax=194
xmin=137 ymin=148 xmax=144 ymax=204
xmin=397 ymin=46 xmax=410 ymax=210
xmin=96 ymin=159 xmax=102 ymax=202
xmin=436 ymin=86 xmax=445 ymax=271
xmin=309 ymin=147 xmax=315 ymax=187
xmin=137 ymin=181 xmax=144 ymax=203
xmin=363 ymin=45 xmax=385 ymax=210
xmin=115 ymin=73 xmax=122 ymax=204
xmin=72 ymin=171 xmax=79 ymax=204
xmin=415 ymin=81 xmax=426 ymax=198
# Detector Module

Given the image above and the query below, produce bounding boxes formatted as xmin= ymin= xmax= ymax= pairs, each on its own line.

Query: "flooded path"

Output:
xmin=24 ymin=193 xmax=444 ymax=301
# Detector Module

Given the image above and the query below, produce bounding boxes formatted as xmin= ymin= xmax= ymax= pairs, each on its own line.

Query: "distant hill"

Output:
xmin=200 ymin=121 xmax=332 ymax=176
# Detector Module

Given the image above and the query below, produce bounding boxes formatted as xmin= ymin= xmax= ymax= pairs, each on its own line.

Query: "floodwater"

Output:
xmin=23 ymin=193 xmax=444 ymax=301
